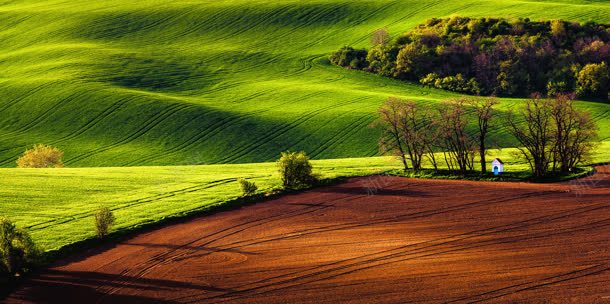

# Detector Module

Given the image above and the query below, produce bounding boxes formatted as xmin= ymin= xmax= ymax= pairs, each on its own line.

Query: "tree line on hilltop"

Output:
xmin=331 ymin=17 xmax=610 ymax=100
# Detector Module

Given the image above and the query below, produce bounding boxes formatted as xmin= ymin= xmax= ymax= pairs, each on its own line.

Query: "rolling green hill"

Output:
xmin=1 ymin=0 xmax=609 ymax=167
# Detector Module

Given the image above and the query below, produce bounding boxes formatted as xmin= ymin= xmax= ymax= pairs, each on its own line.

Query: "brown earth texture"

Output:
xmin=4 ymin=166 xmax=610 ymax=304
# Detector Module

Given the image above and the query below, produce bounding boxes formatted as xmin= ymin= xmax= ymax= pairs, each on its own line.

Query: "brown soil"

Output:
xmin=5 ymin=166 xmax=610 ymax=304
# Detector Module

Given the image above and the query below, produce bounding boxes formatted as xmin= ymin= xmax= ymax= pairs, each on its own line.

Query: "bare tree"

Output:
xmin=424 ymin=124 xmax=440 ymax=171
xmin=437 ymin=99 xmax=477 ymax=175
xmin=468 ymin=98 xmax=499 ymax=173
xmin=376 ymin=97 xmax=409 ymax=172
xmin=371 ymin=28 xmax=390 ymax=46
xmin=507 ymin=95 xmax=554 ymax=177
xmin=376 ymin=97 xmax=435 ymax=172
xmin=550 ymin=94 xmax=598 ymax=173
xmin=397 ymin=101 xmax=435 ymax=171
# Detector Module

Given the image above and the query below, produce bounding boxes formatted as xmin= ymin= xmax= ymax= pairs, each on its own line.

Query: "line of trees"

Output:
xmin=331 ymin=17 xmax=610 ymax=100
xmin=376 ymin=94 xmax=598 ymax=177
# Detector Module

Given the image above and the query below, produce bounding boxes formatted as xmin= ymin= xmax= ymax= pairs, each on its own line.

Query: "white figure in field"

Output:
xmin=491 ymin=158 xmax=504 ymax=176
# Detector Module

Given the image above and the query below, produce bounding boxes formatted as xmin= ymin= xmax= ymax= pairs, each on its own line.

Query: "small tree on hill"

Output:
xmin=16 ymin=144 xmax=64 ymax=168
xmin=94 ymin=207 xmax=115 ymax=239
xmin=277 ymin=151 xmax=314 ymax=189
xmin=238 ymin=178 xmax=258 ymax=197
xmin=371 ymin=28 xmax=390 ymax=46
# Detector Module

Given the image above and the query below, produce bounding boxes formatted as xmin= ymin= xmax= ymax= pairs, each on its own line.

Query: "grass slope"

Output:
xmin=0 ymin=0 xmax=609 ymax=167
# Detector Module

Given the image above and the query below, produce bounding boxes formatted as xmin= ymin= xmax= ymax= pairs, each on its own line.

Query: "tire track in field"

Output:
xmin=126 ymin=89 xmax=312 ymax=166
xmin=123 ymin=88 xmax=292 ymax=166
xmin=290 ymin=109 xmax=372 ymax=157
xmin=24 ymin=176 xmax=246 ymax=232
xmin=216 ymin=98 xmax=366 ymax=164
xmin=188 ymin=203 xmax=610 ymax=303
xmin=0 ymin=89 xmax=93 ymax=165
xmin=170 ymin=190 xmax=566 ymax=268
xmin=94 ymin=198 xmax=351 ymax=301
xmin=0 ymin=89 xmax=89 ymax=142
xmin=204 ymin=190 xmax=552 ymax=254
xmin=0 ymin=96 xmax=131 ymax=161
xmin=308 ymin=112 xmax=375 ymax=159
xmin=452 ymin=264 xmax=609 ymax=304
xmin=221 ymin=218 xmax=610 ymax=304
xmin=0 ymin=82 xmax=53 ymax=115
xmin=46 ymin=97 xmax=132 ymax=146
xmin=65 ymin=103 xmax=192 ymax=165
xmin=348 ymin=0 xmax=442 ymax=46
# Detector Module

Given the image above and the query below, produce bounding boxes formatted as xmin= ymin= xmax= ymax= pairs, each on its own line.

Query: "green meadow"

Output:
xmin=0 ymin=0 xmax=609 ymax=167
xmin=0 ymin=0 xmax=609 ymax=252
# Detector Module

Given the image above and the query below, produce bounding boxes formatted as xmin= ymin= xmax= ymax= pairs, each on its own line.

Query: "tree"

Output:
xmin=366 ymin=44 xmax=399 ymax=77
xmin=277 ymin=151 xmax=314 ymax=189
xmin=94 ymin=207 xmax=115 ymax=239
xmin=469 ymin=98 xmax=499 ymax=173
xmin=376 ymin=97 xmax=439 ymax=172
xmin=437 ymin=99 xmax=477 ymax=175
xmin=0 ymin=217 xmax=40 ymax=276
xmin=238 ymin=178 xmax=258 ymax=197
xmin=16 ymin=144 xmax=64 ymax=168
xmin=395 ymin=43 xmax=433 ymax=80
xmin=550 ymin=94 xmax=598 ymax=173
xmin=576 ymin=62 xmax=609 ymax=100
xmin=507 ymin=95 xmax=554 ymax=177
xmin=397 ymin=100 xmax=435 ymax=171
xmin=331 ymin=18 xmax=610 ymax=98
xmin=371 ymin=28 xmax=390 ymax=46
xmin=376 ymin=97 xmax=410 ymax=172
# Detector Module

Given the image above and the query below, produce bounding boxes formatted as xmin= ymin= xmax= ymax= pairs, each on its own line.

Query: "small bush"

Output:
xmin=329 ymin=46 xmax=367 ymax=69
xmin=16 ymin=144 xmax=64 ymax=168
xmin=94 ymin=208 xmax=115 ymax=238
xmin=238 ymin=178 xmax=258 ymax=196
xmin=0 ymin=217 xmax=41 ymax=276
xmin=277 ymin=151 xmax=315 ymax=189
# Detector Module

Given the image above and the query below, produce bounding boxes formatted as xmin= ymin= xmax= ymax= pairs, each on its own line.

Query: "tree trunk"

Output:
xmin=479 ymin=143 xmax=486 ymax=173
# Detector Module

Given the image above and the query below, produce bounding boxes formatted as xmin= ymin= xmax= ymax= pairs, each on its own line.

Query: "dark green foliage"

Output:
xmin=0 ymin=218 xmax=41 ymax=277
xmin=277 ymin=151 xmax=315 ymax=189
xmin=420 ymin=73 xmax=480 ymax=94
xmin=329 ymin=46 xmax=368 ymax=70
xmin=94 ymin=207 xmax=115 ymax=238
xmin=238 ymin=178 xmax=258 ymax=196
xmin=332 ymin=17 xmax=610 ymax=98
xmin=576 ymin=62 xmax=609 ymax=100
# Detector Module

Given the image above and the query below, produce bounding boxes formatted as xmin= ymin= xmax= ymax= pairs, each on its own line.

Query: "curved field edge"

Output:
xmin=0 ymin=0 xmax=609 ymax=167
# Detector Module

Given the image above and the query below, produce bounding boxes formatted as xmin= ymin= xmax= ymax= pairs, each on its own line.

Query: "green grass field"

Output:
xmin=0 ymin=0 xmax=609 ymax=167
xmin=1 ymin=0 xmax=609 ymax=254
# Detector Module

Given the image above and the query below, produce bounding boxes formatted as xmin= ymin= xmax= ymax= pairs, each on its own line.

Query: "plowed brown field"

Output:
xmin=5 ymin=166 xmax=610 ymax=303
